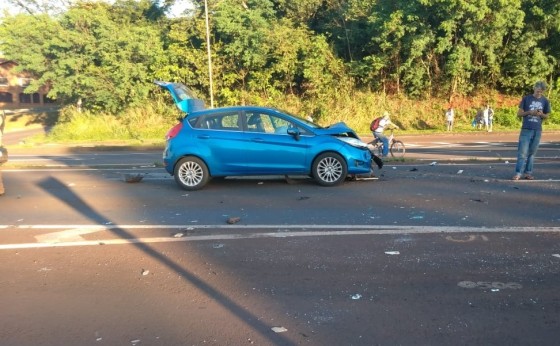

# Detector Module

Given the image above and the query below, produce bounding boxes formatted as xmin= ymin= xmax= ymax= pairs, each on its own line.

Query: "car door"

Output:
xmin=191 ymin=111 xmax=248 ymax=175
xmin=241 ymin=111 xmax=311 ymax=174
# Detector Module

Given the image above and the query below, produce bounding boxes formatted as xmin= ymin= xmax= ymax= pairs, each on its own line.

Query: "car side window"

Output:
xmin=246 ymin=113 xmax=266 ymax=133
xmin=194 ymin=112 xmax=241 ymax=131
xmin=270 ymin=115 xmax=299 ymax=135
xmin=244 ymin=111 xmax=312 ymax=135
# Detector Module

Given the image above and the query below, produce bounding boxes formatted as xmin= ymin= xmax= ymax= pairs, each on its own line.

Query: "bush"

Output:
xmin=495 ymin=107 xmax=520 ymax=128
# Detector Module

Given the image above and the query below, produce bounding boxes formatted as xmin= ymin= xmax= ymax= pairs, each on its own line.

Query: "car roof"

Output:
xmin=188 ymin=106 xmax=286 ymax=117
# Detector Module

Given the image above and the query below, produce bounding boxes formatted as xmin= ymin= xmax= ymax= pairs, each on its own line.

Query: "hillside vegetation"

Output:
xmin=1 ymin=0 xmax=559 ymax=142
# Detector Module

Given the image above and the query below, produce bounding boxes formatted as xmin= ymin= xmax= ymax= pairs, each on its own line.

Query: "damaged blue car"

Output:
xmin=156 ymin=81 xmax=372 ymax=190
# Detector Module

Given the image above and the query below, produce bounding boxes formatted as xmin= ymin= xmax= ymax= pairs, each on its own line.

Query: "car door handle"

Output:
xmin=197 ymin=135 xmax=210 ymax=139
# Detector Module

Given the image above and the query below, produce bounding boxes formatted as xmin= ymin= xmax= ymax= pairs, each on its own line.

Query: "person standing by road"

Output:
xmin=0 ymin=110 xmax=5 ymax=146
xmin=445 ymin=107 xmax=454 ymax=131
xmin=488 ymin=106 xmax=494 ymax=132
xmin=373 ymin=111 xmax=399 ymax=157
xmin=0 ymin=110 xmax=5 ymax=196
xmin=482 ymin=105 xmax=490 ymax=131
xmin=512 ymin=81 xmax=551 ymax=180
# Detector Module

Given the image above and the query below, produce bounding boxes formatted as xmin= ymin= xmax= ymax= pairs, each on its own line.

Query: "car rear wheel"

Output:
xmin=173 ymin=156 xmax=209 ymax=190
xmin=312 ymin=152 xmax=347 ymax=186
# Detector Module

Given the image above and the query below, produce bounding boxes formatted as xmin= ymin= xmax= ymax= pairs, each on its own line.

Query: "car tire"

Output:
xmin=173 ymin=156 xmax=210 ymax=190
xmin=312 ymin=152 xmax=347 ymax=186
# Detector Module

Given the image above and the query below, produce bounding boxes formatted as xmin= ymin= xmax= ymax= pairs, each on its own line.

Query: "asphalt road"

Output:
xmin=1 ymin=130 xmax=559 ymax=345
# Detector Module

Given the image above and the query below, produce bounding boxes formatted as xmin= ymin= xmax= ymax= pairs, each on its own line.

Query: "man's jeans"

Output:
xmin=374 ymin=132 xmax=389 ymax=156
xmin=515 ymin=129 xmax=541 ymax=175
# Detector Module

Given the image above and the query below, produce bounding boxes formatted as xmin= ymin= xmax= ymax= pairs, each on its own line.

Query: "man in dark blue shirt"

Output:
xmin=512 ymin=81 xmax=552 ymax=180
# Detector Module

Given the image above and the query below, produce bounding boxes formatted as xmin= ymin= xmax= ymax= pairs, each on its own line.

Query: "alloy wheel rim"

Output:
xmin=318 ymin=157 xmax=342 ymax=183
xmin=179 ymin=161 xmax=204 ymax=186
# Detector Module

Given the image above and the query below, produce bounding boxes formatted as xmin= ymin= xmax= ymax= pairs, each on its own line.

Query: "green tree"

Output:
xmin=0 ymin=0 xmax=167 ymax=112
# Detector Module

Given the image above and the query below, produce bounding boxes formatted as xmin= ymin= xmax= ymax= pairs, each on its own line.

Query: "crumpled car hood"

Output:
xmin=314 ymin=122 xmax=360 ymax=139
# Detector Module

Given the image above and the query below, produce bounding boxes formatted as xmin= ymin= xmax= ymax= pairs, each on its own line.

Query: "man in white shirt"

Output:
xmin=373 ymin=111 xmax=399 ymax=157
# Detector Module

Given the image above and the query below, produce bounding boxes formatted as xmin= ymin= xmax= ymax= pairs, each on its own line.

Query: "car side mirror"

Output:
xmin=287 ymin=127 xmax=300 ymax=141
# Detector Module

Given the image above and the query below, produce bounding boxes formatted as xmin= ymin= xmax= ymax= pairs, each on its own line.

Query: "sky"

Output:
xmin=0 ymin=0 xmax=193 ymax=18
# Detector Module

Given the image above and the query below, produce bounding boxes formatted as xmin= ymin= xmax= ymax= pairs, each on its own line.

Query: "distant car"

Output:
xmin=156 ymin=81 xmax=373 ymax=190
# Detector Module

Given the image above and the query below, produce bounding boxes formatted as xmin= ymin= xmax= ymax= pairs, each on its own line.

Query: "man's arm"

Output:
xmin=517 ymin=108 xmax=528 ymax=118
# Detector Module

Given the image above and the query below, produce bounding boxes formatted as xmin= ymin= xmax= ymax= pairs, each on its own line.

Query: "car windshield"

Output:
xmin=277 ymin=109 xmax=323 ymax=129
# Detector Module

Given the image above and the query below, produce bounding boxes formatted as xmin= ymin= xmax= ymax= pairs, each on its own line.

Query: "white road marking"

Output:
xmin=0 ymin=225 xmax=559 ymax=250
xmin=35 ymin=227 xmax=108 ymax=243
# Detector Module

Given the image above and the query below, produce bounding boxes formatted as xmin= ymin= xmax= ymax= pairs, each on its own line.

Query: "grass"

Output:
xmin=4 ymin=91 xmax=560 ymax=147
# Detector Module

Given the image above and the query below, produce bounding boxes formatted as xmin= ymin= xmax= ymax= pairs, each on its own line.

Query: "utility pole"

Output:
xmin=204 ymin=0 xmax=214 ymax=108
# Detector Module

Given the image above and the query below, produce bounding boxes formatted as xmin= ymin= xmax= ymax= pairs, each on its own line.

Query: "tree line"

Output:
xmin=1 ymin=0 xmax=558 ymax=119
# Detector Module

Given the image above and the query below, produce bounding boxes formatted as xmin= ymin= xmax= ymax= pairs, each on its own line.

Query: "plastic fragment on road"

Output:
xmin=227 ymin=216 xmax=241 ymax=224
xmin=124 ymin=173 xmax=144 ymax=183
xmin=272 ymin=327 xmax=288 ymax=333
xmin=430 ymin=161 xmax=437 ymax=166
xmin=141 ymin=269 xmax=149 ymax=276
xmin=174 ymin=233 xmax=184 ymax=238
xmin=130 ymin=339 xmax=141 ymax=345
xmin=457 ymin=170 xmax=463 ymax=174
xmin=213 ymin=243 xmax=224 ymax=249
xmin=351 ymin=294 xmax=362 ymax=300
xmin=385 ymin=251 xmax=400 ymax=255
xmin=553 ymin=254 xmax=560 ymax=258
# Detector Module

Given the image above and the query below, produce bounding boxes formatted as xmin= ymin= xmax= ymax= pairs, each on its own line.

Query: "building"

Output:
xmin=0 ymin=59 xmax=55 ymax=110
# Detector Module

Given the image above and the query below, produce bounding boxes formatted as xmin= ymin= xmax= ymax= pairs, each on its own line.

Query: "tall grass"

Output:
xmin=46 ymin=99 xmax=180 ymax=144
xmin=36 ymin=90 xmax=560 ymax=145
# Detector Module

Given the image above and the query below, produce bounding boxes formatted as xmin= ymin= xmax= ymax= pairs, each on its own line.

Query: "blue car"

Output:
xmin=156 ymin=81 xmax=373 ymax=190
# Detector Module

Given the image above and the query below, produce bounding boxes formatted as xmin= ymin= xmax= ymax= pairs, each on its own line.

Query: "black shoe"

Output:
xmin=372 ymin=155 xmax=384 ymax=169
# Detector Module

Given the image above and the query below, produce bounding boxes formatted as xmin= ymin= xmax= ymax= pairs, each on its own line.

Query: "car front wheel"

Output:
xmin=312 ymin=152 xmax=347 ymax=186
xmin=173 ymin=156 xmax=210 ymax=190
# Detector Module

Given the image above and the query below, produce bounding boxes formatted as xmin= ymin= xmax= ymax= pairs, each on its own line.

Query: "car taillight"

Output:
xmin=166 ymin=123 xmax=183 ymax=140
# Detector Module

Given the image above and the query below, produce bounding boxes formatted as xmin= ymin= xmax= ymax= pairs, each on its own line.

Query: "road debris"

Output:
xmin=124 ymin=173 xmax=144 ymax=183
xmin=385 ymin=251 xmax=400 ymax=255
xmin=272 ymin=327 xmax=288 ymax=333
xmin=141 ymin=269 xmax=149 ymax=276
xmin=351 ymin=294 xmax=362 ymax=300
xmin=227 ymin=217 xmax=241 ymax=224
